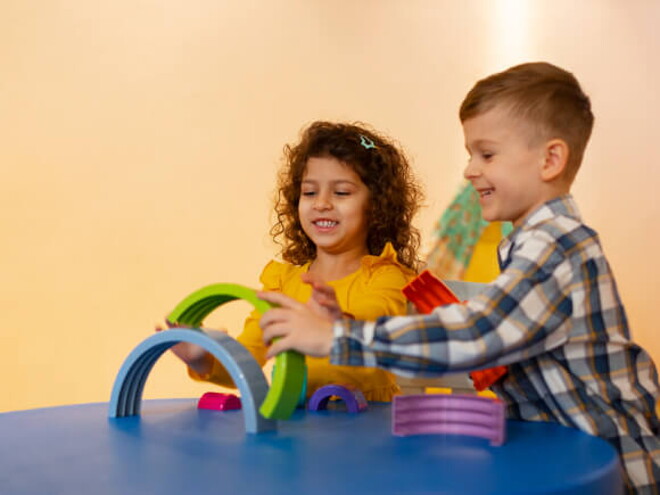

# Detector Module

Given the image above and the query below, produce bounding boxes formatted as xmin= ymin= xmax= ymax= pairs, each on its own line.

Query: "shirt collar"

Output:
xmin=519 ymin=194 xmax=582 ymax=229
xmin=497 ymin=194 xmax=581 ymax=269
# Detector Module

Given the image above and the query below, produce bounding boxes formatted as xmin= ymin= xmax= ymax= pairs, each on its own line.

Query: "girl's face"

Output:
xmin=298 ymin=156 xmax=370 ymax=258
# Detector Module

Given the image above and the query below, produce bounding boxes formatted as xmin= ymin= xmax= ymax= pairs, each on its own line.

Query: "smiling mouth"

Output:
xmin=313 ymin=220 xmax=338 ymax=228
xmin=477 ymin=188 xmax=494 ymax=198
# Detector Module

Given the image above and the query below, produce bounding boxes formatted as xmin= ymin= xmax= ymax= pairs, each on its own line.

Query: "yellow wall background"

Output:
xmin=2 ymin=0 xmax=659 ymax=412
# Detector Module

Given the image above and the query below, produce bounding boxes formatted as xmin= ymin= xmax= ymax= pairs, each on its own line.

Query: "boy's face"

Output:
xmin=462 ymin=104 xmax=549 ymax=227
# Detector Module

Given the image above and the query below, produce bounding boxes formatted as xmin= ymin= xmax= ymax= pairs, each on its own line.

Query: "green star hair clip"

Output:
xmin=360 ymin=135 xmax=377 ymax=150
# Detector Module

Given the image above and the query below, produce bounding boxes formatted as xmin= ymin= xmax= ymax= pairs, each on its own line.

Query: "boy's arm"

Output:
xmin=328 ymin=232 xmax=573 ymax=375
xmin=262 ymin=231 xmax=573 ymax=375
xmin=259 ymin=264 xmax=411 ymax=358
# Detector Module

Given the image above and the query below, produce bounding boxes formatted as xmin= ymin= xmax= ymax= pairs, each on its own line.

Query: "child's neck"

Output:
xmin=308 ymin=248 xmax=369 ymax=282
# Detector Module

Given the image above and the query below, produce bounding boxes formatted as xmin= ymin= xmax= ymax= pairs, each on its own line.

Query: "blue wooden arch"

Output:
xmin=108 ymin=328 xmax=276 ymax=433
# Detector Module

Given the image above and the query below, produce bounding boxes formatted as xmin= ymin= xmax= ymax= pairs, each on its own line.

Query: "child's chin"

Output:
xmin=481 ymin=211 xmax=498 ymax=222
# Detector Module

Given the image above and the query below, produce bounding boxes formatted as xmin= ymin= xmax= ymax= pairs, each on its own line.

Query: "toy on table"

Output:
xmin=109 ymin=283 xmax=306 ymax=434
xmin=402 ymin=270 xmax=507 ymax=390
xmin=307 ymin=384 xmax=368 ymax=413
xmin=108 ymin=328 xmax=276 ymax=433
xmin=198 ymin=392 xmax=241 ymax=411
xmin=166 ymin=283 xmax=306 ymax=420
xmin=392 ymin=393 xmax=506 ymax=446
xmin=272 ymin=362 xmax=308 ymax=407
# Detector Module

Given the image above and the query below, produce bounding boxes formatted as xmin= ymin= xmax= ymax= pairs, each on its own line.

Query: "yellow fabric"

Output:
xmin=190 ymin=243 xmax=416 ymax=402
xmin=462 ymin=221 xmax=504 ymax=283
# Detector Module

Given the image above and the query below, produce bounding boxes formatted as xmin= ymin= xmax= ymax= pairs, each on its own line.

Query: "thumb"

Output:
xmin=266 ymin=338 xmax=290 ymax=359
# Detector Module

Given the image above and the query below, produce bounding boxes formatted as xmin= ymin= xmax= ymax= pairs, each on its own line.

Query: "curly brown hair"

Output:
xmin=271 ymin=121 xmax=423 ymax=271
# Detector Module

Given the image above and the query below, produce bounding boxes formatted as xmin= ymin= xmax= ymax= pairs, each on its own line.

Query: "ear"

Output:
xmin=540 ymin=139 xmax=569 ymax=182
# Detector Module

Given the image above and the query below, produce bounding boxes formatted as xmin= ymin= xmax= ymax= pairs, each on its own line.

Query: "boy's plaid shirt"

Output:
xmin=331 ymin=195 xmax=659 ymax=493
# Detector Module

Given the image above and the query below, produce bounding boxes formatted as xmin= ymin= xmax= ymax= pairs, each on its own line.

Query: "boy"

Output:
xmin=258 ymin=62 xmax=660 ymax=494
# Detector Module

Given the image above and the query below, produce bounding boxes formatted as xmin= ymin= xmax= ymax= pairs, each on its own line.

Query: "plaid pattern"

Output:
xmin=332 ymin=195 xmax=660 ymax=494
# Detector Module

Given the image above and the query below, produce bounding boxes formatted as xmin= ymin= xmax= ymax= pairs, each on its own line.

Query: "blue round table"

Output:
xmin=0 ymin=399 xmax=622 ymax=494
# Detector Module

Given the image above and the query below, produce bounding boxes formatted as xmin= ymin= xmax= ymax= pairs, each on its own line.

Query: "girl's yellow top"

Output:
xmin=189 ymin=243 xmax=416 ymax=402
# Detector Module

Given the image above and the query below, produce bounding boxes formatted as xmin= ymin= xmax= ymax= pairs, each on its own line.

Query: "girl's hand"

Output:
xmin=169 ymin=341 xmax=208 ymax=366
xmin=258 ymin=291 xmax=334 ymax=358
xmin=155 ymin=322 xmax=224 ymax=376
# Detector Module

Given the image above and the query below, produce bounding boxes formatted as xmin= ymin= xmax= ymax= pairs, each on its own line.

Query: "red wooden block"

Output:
xmin=403 ymin=270 xmax=508 ymax=390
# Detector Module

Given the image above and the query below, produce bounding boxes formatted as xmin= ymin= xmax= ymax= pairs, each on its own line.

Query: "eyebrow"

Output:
xmin=301 ymin=179 xmax=358 ymax=186
xmin=465 ymin=139 xmax=499 ymax=152
xmin=467 ymin=139 xmax=498 ymax=148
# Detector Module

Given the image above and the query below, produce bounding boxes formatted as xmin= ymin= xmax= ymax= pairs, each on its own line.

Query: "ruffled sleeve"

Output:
xmin=258 ymin=259 xmax=288 ymax=291
xmin=360 ymin=242 xmax=404 ymax=274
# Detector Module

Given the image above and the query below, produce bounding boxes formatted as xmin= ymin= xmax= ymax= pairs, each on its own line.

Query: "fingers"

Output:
xmin=312 ymin=282 xmax=336 ymax=297
xmin=313 ymin=291 xmax=339 ymax=308
xmin=301 ymin=273 xmax=335 ymax=297
xmin=257 ymin=291 xmax=305 ymax=310
xmin=302 ymin=276 xmax=338 ymax=303
xmin=260 ymin=309 xmax=291 ymax=342
xmin=165 ymin=320 xmax=190 ymax=330
xmin=300 ymin=271 xmax=323 ymax=286
xmin=308 ymin=284 xmax=342 ymax=319
xmin=259 ymin=307 xmax=288 ymax=327
xmin=265 ymin=338 xmax=290 ymax=359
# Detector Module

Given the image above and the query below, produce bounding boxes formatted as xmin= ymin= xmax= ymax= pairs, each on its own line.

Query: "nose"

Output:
xmin=463 ymin=157 xmax=481 ymax=180
xmin=313 ymin=191 xmax=332 ymax=210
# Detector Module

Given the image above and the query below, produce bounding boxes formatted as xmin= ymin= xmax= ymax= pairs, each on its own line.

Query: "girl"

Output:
xmin=171 ymin=121 xmax=423 ymax=401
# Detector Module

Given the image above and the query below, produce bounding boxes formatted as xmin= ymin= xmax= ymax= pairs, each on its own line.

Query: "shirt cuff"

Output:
xmin=332 ymin=319 xmax=376 ymax=344
xmin=330 ymin=318 xmax=378 ymax=368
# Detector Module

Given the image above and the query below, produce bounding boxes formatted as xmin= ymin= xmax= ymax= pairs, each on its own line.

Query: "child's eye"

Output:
xmin=301 ymin=190 xmax=316 ymax=197
xmin=334 ymin=191 xmax=351 ymax=196
xmin=482 ymin=152 xmax=494 ymax=160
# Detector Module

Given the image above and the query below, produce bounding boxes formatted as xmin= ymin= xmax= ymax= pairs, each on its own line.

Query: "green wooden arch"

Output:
xmin=167 ymin=283 xmax=306 ymax=420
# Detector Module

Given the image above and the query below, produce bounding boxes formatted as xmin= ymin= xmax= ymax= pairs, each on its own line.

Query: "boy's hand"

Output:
xmin=300 ymin=272 xmax=344 ymax=320
xmin=258 ymin=291 xmax=334 ymax=358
